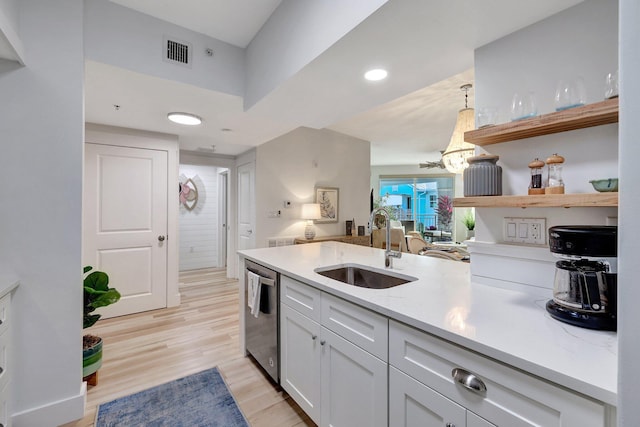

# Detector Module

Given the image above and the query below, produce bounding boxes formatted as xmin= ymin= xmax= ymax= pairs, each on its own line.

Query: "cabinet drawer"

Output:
xmin=389 ymin=320 xmax=606 ymax=427
xmin=281 ymin=276 xmax=322 ymax=322
xmin=0 ymin=294 xmax=9 ymax=336
xmin=321 ymin=293 xmax=388 ymax=361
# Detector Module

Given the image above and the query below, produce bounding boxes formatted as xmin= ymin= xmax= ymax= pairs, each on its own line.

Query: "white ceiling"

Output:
xmin=86 ymin=0 xmax=583 ymax=165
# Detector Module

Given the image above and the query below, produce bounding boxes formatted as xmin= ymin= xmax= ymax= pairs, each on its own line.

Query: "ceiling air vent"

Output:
xmin=163 ymin=36 xmax=192 ymax=68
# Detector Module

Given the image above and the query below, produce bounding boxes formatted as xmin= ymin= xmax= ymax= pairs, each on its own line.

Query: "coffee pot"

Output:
xmin=546 ymin=226 xmax=617 ymax=331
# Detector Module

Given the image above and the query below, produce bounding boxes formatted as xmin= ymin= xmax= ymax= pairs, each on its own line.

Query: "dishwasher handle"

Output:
xmin=247 ymin=267 xmax=275 ymax=287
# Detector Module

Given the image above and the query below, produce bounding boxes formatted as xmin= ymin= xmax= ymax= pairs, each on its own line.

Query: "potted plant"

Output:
xmin=462 ymin=210 xmax=475 ymax=239
xmin=436 ymin=195 xmax=453 ymax=232
xmin=83 ymin=266 xmax=120 ymax=385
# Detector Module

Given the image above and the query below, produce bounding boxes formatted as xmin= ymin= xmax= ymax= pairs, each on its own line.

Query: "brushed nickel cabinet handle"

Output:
xmin=320 ymin=340 xmax=326 ymax=346
xmin=311 ymin=335 xmax=317 ymax=341
xmin=158 ymin=235 xmax=166 ymax=242
xmin=452 ymin=368 xmax=487 ymax=393
xmin=446 ymin=423 xmax=455 ymax=427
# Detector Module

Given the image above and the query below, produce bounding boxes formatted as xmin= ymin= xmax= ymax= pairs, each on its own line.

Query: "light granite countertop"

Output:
xmin=239 ymin=241 xmax=617 ymax=406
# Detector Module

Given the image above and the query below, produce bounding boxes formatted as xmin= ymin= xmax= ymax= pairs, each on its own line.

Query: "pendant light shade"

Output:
xmin=442 ymin=84 xmax=475 ymax=174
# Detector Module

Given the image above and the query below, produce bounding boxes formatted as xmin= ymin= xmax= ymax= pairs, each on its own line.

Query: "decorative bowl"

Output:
xmin=589 ymin=178 xmax=618 ymax=192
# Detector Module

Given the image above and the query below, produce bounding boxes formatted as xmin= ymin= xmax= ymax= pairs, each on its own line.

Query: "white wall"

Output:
xmin=254 ymin=127 xmax=370 ymax=246
xmin=618 ymin=0 xmax=640 ymax=424
xmin=84 ymin=0 xmax=244 ymax=97
xmin=178 ymin=164 xmax=224 ymax=271
xmin=0 ymin=1 xmax=85 ymax=425
xmin=469 ymin=0 xmax=618 ymax=290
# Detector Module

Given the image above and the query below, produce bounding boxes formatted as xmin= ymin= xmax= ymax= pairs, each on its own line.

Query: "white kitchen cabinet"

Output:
xmin=280 ymin=275 xmax=388 ymax=427
xmin=390 ymin=366 xmax=467 ymax=427
xmin=467 ymin=412 xmax=497 ymax=427
xmin=389 ymin=320 xmax=608 ymax=427
xmin=321 ymin=327 xmax=387 ymax=427
xmin=280 ymin=303 xmax=322 ymax=423
xmin=390 ymin=366 xmax=496 ymax=427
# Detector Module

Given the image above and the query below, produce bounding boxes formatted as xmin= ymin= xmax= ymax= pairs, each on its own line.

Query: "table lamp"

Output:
xmin=301 ymin=203 xmax=321 ymax=240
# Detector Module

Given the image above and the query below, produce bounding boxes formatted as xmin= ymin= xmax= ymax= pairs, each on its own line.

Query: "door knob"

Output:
xmin=247 ymin=229 xmax=253 ymax=234
xmin=158 ymin=235 xmax=166 ymax=242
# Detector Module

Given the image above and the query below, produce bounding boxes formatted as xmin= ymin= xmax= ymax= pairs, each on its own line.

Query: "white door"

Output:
xmin=84 ymin=143 xmax=168 ymax=318
xmin=280 ymin=304 xmax=322 ymax=424
xmin=237 ymin=161 xmax=255 ymax=250
xmin=389 ymin=366 xmax=467 ymax=427
xmin=321 ymin=328 xmax=387 ymax=427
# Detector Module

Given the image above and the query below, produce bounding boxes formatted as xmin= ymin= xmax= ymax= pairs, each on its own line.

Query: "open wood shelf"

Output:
xmin=464 ymin=98 xmax=618 ymax=146
xmin=453 ymin=193 xmax=618 ymax=208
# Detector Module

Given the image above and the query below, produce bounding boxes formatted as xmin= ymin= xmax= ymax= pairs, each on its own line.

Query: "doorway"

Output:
xmin=178 ymin=163 xmax=230 ymax=272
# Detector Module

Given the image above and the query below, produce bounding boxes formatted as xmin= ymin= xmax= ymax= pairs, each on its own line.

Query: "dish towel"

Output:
xmin=247 ymin=271 xmax=262 ymax=318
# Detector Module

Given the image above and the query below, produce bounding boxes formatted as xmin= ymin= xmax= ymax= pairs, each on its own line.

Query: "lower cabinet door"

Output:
xmin=390 ymin=366 xmax=466 ymax=427
xmin=467 ymin=411 xmax=497 ymax=427
xmin=280 ymin=304 xmax=322 ymax=424
xmin=321 ymin=327 xmax=387 ymax=427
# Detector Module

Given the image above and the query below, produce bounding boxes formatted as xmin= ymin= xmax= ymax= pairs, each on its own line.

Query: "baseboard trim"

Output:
xmin=12 ymin=382 xmax=86 ymax=427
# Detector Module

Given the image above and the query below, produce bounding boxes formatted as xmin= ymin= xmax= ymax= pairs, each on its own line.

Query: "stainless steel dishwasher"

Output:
xmin=244 ymin=259 xmax=280 ymax=383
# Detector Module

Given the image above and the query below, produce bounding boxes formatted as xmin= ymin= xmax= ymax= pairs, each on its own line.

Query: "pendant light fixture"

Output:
xmin=441 ymin=84 xmax=475 ymax=174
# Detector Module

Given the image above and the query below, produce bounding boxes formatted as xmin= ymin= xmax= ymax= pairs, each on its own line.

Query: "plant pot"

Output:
xmin=466 ymin=229 xmax=475 ymax=239
xmin=83 ymin=335 xmax=103 ymax=378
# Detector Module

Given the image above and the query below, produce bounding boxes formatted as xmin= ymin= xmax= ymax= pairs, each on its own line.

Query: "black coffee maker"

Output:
xmin=546 ymin=225 xmax=617 ymax=331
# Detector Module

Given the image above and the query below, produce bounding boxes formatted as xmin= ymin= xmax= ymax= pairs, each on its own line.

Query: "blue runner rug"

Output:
xmin=95 ymin=367 xmax=249 ymax=427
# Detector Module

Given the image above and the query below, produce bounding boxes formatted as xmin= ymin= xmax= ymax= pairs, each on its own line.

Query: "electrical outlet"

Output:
xmin=503 ymin=217 xmax=546 ymax=245
xmin=267 ymin=210 xmax=281 ymax=218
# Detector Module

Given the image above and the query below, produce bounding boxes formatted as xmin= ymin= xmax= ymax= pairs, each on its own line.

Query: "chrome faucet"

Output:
xmin=369 ymin=208 xmax=402 ymax=268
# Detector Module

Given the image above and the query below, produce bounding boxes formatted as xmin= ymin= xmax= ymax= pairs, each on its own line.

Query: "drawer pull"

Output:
xmin=311 ymin=335 xmax=317 ymax=341
xmin=452 ymin=368 xmax=487 ymax=394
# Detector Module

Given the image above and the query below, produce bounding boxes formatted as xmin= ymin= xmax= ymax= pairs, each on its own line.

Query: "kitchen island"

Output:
xmin=239 ymin=241 xmax=617 ymax=426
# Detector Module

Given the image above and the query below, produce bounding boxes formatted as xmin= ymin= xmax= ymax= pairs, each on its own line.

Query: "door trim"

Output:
xmin=85 ymin=123 xmax=180 ymax=308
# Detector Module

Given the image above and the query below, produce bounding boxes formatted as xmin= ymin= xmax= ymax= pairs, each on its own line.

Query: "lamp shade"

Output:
xmin=301 ymin=203 xmax=321 ymax=220
xmin=442 ymin=107 xmax=475 ymax=174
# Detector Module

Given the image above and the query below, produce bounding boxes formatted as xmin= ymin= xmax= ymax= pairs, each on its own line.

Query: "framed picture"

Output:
xmin=315 ymin=187 xmax=339 ymax=223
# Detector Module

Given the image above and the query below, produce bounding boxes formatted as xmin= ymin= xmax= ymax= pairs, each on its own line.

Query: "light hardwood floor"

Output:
xmin=63 ymin=268 xmax=314 ymax=427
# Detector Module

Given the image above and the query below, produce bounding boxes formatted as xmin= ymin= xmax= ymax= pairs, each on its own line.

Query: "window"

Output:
xmin=378 ymin=175 xmax=454 ymax=232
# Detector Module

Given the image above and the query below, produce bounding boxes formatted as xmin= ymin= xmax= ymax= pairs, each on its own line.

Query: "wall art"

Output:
xmin=315 ymin=187 xmax=339 ymax=223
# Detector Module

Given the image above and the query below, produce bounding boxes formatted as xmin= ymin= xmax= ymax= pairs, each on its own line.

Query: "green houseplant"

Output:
xmin=83 ymin=266 xmax=120 ymax=385
xmin=462 ymin=210 xmax=476 ymax=239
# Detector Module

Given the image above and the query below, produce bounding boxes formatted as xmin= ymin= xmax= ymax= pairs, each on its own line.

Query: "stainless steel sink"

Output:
xmin=314 ymin=264 xmax=417 ymax=289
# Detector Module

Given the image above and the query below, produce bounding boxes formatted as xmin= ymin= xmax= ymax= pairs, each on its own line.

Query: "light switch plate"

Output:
xmin=503 ymin=217 xmax=546 ymax=245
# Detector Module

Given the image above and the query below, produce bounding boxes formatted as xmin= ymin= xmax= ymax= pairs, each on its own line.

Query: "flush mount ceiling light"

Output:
xmin=364 ymin=68 xmax=388 ymax=81
xmin=167 ymin=112 xmax=202 ymax=126
xmin=441 ymin=84 xmax=475 ymax=174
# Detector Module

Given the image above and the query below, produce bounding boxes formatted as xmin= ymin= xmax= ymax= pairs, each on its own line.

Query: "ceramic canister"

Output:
xmin=463 ymin=154 xmax=502 ymax=196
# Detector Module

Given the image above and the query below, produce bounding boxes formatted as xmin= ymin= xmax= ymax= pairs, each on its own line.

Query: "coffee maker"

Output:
xmin=546 ymin=225 xmax=617 ymax=331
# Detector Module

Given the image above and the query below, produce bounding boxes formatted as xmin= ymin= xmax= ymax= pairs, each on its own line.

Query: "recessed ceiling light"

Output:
xmin=167 ymin=112 xmax=202 ymax=126
xmin=364 ymin=68 xmax=388 ymax=81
